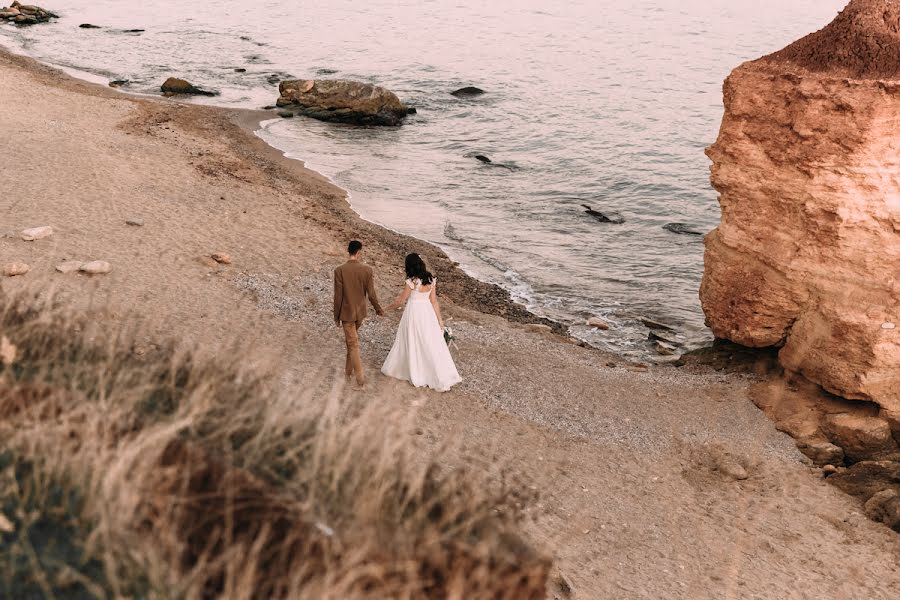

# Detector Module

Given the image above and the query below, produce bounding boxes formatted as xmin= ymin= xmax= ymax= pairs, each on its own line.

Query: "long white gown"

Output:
xmin=381 ymin=278 xmax=462 ymax=392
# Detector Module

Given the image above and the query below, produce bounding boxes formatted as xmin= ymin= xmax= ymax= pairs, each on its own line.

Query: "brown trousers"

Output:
xmin=342 ymin=320 xmax=365 ymax=385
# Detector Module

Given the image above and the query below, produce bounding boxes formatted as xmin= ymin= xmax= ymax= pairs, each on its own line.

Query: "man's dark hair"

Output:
xmin=348 ymin=240 xmax=363 ymax=255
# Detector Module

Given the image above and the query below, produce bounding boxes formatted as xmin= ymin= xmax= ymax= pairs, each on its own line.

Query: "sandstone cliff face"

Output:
xmin=701 ymin=0 xmax=900 ymax=410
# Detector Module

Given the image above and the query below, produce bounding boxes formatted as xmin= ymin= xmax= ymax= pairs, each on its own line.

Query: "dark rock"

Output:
xmin=240 ymin=35 xmax=251 ymax=41
xmin=674 ymin=339 xmax=780 ymax=374
xmin=108 ymin=80 xmax=129 ymax=88
xmin=451 ymin=86 xmax=485 ymax=97
xmin=276 ymin=79 xmax=409 ymax=126
xmin=2 ymin=2 xmax=56 ymax=24
xmin=234 ymin=68 xmax=247 ymax=73
xmin=828 ymin=460 xmax=900 ymax=500
xmin=122 ymin=29 xmax=144 ymax=33
xmin=79 ymin=23 xmax=101 ymax=29
xmin=475 ymin=155 xmax=492 ymax=163
xmin=407 ymin=107 xmax=417 ymax=115
xmin=160 ymin=77 xmax=218 ymax=97
xmin=640 ymin=316 xmax=676 ymax=331
xmin=581 ymin=204 xmax=625 ymax=224
xmin=663 ymin=222 xmax=704 ymax=235
xmin=316 ymin=68 xmax=338 ymax=75
xmin=277 ymin=111 xmax=294 ymax=119
xmin=261 ymin=105 xmax=276 ymax=110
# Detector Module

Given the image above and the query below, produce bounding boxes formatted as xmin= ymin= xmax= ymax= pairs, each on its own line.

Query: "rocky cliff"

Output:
xmin=701 ymin=0 xmax=900 ymax=411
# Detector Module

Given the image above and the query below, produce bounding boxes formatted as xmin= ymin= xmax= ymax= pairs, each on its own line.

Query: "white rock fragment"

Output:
xmin=21 ymin=225 xmax=53 ymax=241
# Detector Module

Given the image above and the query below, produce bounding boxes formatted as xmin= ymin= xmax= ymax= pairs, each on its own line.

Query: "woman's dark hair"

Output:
xmin=404 ymin=253 xmax=433 ymax=285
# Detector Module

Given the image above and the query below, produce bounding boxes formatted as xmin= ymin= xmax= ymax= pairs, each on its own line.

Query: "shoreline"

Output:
xmin=1 ymin=43 xmax=572 ymax=337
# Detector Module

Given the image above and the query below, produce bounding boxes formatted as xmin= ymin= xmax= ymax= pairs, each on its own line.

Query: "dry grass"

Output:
xmin=0 ymin=291 xmax=550 ymax=599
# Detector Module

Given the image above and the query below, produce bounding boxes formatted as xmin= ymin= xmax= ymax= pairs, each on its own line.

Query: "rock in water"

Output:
xmin=451 ymin=86 xmax=485 ymax=97
xmin=160 ymin=77 xmax=218 ymax=97
xmin=581 ymin=204 xmax=625 ymax=224
xmin=700 ymin=0 xmax=900 ymax=412
xmin=663 ymin=222 xmax=703 ymax=235
xmin=20 ymin=225 xmax=52 ymax=241
xmin=79 ymin=260 xmax=111 ymax=274
xmin=1 ymin=2 xmax=57 ymax=24
xmin=79 ymin=23 xmax=101 ymax=28
xmin=276 ymin=79 xmax=409 ymax=126
xmin=474 ymin=155 xmax=492 ymax=163
xmin=587 ymin=317 xmax=609 ymax=330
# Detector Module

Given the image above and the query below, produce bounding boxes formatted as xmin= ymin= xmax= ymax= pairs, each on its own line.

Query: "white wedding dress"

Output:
xmin=381 ymin=278 xmax=462 ymax=392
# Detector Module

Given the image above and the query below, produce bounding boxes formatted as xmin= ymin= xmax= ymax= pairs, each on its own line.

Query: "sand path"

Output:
xmin=2 ymin=48 xmax=898 ymax=598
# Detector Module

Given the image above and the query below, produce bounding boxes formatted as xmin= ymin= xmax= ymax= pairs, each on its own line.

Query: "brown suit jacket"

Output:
xmin=334 ymin=260 xmax=383 ymax=323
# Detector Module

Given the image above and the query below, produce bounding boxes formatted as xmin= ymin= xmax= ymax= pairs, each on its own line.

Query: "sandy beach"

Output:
xmin=2 ymin=45 xmax=899 ymax=599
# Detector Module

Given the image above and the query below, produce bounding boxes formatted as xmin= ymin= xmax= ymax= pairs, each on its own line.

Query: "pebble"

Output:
xmin=126 ymin=218 xmax=145 ymax=227
xmin=212 ymin=252 xmax=232 ymax=265
xmin=882 ymin=322 xmax=896 ymax=330
xmin=3 ymin=262 xmax=30 ymax=276
xmin=79 ymin=260 xmax=112 ymax=274
xmin=55 ymin=261 xmax=84 ymax=274
xmin=21 ymin=225 xmax=53 ymax=241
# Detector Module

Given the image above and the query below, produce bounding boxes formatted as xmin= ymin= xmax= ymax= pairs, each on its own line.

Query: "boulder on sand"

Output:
xmin=276 ymin=79 xmax=409 ymax=126
xmin=160 ymin=77 xmax=218 ymax=97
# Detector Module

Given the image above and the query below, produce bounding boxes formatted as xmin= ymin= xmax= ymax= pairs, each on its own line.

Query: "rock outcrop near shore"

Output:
xmin=276 ymin=79 xmax=409 ymax=126
xmin=701 ymin=0 xmax=900 ymax=411
xmin=0 ymin=2 xmax=57 ymax=24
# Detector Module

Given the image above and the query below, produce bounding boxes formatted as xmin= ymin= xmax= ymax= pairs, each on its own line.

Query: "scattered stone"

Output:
xmin=261 ymin=104 xmax=276 ymax=110
xmin=474 ymin=154 xmax=492 ymax=163
xmin=20 ymin=225 xmax=53 ymax=241
xmin=406 ymin=107 xmax=417 ymax=115
xmin=196 ymin=256 xmax=219 ymax=268
xmin=211 ymin=252 xmax=232 ymax=265
xmin=277 ymin=110 xmax=294 ymax=118
xmin=451 ymin=86 xmax=485 ymax=97
xmin=125 ymin=217 xmax=144 ymax=226
xmin=556 ymin=572 xmax=575 ymax=596
xmin=109 ymin=79 xmax=129 ymax=88
xmin=797 ymin=439 xmax=844 ymax=466
xmin=663 ymin=222 xmax=704 ymax=235
xmin=640 ymin=316 xmax=676 ymax=331
xmin=79 ymin=260 xmax=112 ymax=274
xmin=587 ymin=317 xmax=609 ymax=330
xmin=79 ymin=23 xmax=101 ymax=28
xmin=160 ymin=77 xmax=218 ymax=97
xmin=276 ymin=79 xmax=410 ymax=126
xmin=234 ymin=67 xmax=247 ymax=73
xmin=55 ymin=260 xmax=83 ymax=274
xmin=3 ymin=262 xmax=30 ymax=277
xmin=122 ymin=28 xmax=144 ymax=33
xmin=822 ymin=413 xmax=896 ymax=461
xmin=882 ymin=322 xmax=896 ymax=330
xmin=822 ymin=464 xmax=839 ymax=475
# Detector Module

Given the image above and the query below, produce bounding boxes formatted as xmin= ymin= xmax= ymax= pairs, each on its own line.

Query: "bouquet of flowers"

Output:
xmin=443 ymin=318 xmax=457 ymax=348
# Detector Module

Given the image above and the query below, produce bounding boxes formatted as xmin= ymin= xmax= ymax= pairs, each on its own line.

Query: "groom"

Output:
xmin=334 ymin=240 xmax=384 ymax=386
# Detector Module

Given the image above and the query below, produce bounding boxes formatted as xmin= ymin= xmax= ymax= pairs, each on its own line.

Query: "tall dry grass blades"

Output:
xmin=0 ymin=292 xmax=550 ymax=599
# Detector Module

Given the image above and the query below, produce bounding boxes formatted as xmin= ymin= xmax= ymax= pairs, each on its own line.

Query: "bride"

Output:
xmin=381 ymin=253 xmax=462 ymax=392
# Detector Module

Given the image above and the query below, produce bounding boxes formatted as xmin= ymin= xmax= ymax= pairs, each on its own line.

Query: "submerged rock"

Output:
xmin=451 ymin=86 xmax=485 ymax=97
xmin=700 ymin=0 xmax=900 ymax=412
xmin=474 ymin=155 xmax=492 ymax=163
xmin=581 ymin=204 xmax=624 ymax=224
xmin=276 ymin=79 xmax=409 ymax=126
xmin=160 ymin=77 xmax=218 ymax=97
xmin=79 ymin=23 xmax=101 ymax=29
xmin=663 ymin=222 xmax=703 ymax=235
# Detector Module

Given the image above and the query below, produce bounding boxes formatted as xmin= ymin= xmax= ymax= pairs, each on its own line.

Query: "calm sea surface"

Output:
xmin=1 ymin=0 xmax=845 ymax=357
